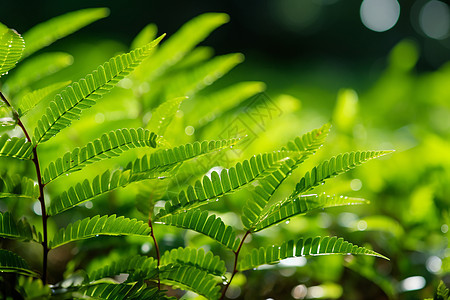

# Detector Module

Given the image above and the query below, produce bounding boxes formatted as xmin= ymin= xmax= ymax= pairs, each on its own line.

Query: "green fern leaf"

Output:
xmin=0 ymin=25 xmax=25 ymax=78
xmin=146 ymin=97 xmax=186 ymax=136
xmin=78 ymin=281 xmax=169 ymax=300
xmin=159 ymin=265 xmax=221 ymax=300
xmin=168 ymin=46 xmax=213 ymax=71
xmin=86 ymin=255 xmax=157 ymax=283
xmin=22 ymin=8 xmax=109 ymax=58
xmin=238 ymin=236 xmax=388 ymax=271
xmin=0 ymin=211 xmax=39 ymax=242
xmin=292 ymin=150 xmax=394 ymax=197
xmin=0 ymin=134 xmax=33 ymax=160
xmin=33 ymin=35 xmax=165 ymax=145
xmin=160 ymin=247 xmax=227 ymax=277
xmin=157 ymin=209 xmax=240 ymax=251
xmin=49 ymin=214 xmax=151 ymax=249
xmin=5 ymin=52 xmax=73 ymax=95
xmin=254 ymin=194 xmax=368 ymax=232
xmin=16 ymin=276 xmax=51 ymax=300
xmin=0 ymin=249 xmax=39 ymax=277
xmin=17 ymin=81 xmax=71 ymax=116
xmin=241 ymin=124 xmax=331 ymax=230
xmin=155 ymin=151 xmax=292 ymax=219
xmin=0 ymin=173 xmax=39 ymax=200
xmin=48 ymin=139 xmax=238 ymax=215
xmin=42 ymin=128 xmax=157 ymax=184
xmin=127 ymin=138 xmax=241 ymax=179
xmin=144 ymin=12 xmax=229 ymax=80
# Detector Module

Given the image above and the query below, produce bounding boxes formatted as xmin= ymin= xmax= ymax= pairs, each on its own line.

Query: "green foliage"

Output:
xmin=0 ymin=211 xmax=39 ymax=242
xmin=0 ymin=9 xmax=396 ymax=300
xmin=238 ymin=236 xmax=387 ymax=271
xmin=42 ymin=128 xmax=157 ymax=184
xmin=0 ymin=249 xmax=39 ymax=277
xmin=0 ymin=134 xmax=33 ymax=160
xmin=49 ymin=214 xmax=152 ymax=248
xmin=33 ymin=35 xmax=164 ymax=145
xmin=0 ymin=24 xmax=25 ymax=78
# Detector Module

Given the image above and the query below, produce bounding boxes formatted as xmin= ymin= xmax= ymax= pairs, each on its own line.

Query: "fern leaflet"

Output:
xmin=160 ymin=247 xmax=227 ymax=277
xmin=157 ymin=210 xmax=240 ymax=251
xmin=0 ymin=249 xmax=39 ymax=277
xmin=86 ymin=255 xmax=157 ymax=283
xmin=0 ymin=25 xmax=25 ymax=78
xmin=159 ymin=265 xmax=221 ymax=300
xmin=254 ymin=194 xmax=368 ymax=232
xmin=49 ymin=214 xmax=151 ymax=248
xmin=17 ymin=81 xmax=71 ymax=117
xmin=42 ymin=128 xmax=157 ymax=184
xmin=0 ymin=211 xmax=39 ymax=242
xmin=238 ymin=236 xmax=388 ymax=271
xmin=292 ymin=150 xmax=394 ymax=197
xmin=33 ymin=35 xmax=165 ymax=145
xmin=0 ymin=173 xmax=39 ymax=200
xmin=0 ymin=134 xmax=33 ymax=160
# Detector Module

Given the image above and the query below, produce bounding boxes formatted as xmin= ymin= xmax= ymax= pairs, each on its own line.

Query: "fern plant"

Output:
xmin=0 ymin=9 xmax=393 ymax=299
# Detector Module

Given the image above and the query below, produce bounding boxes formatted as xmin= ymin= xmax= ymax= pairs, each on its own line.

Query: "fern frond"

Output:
xmin=254 ymin=194 xmax=368 ymax=232
xmin=157 ymin=208 xmax=240 ymax=251
xmin=42 ymin=128 xmax=157 ymax=184
xmin=292 ymin=150 xmax=394 ymax=197
xmin=78 ymin=281 xmax=169 ymax=300
xmin=238 ymin=236 xmax=388 ymax=271
xmin=241 ymin=124 xmax=331 ymax=230
xmin=5 ymin=52 xmax=73 ymax=95
xmin=33 ymin=35 xmax=165 ymax=145
xmin=0 ymin=173 xmax=39 ymax=200
xmin=160 ymin=247 xmax=227 ymax=277
xmin=0 ymin=25 xmax=25 ymax=78
xmin=145 ymin=12 xmax=229 ymax=79
xmin=155 ymin=151 xmax=292 ymax=219
xmin=22 ymin=8 xmax=109 ymax=58
xmin=163 ymin=53 xmax=244 ymax=99
xmin=127 ymin=138 xmax=241 ymax=179
xmin=17 ymin=81 xmax=71 ymax=117
xmin=159 ymin=265 xmax=221 ymax=300
xmin=146 ymin=97 xmax=186 ymax=136
xmin=0 ymin=134 xmax=33 ymax=160
xmin=0 ymin=249 xmax=39 ymax=277
xmin=87 ymin=255 xmax=157 ymax=283
xmin=0 ymin=211 xmax=39 ymax=242
xmin=49 ymin=214 xmax=151 ymax=249
xmin=16 ymin=276 xmax=51 ymax=300
xmin=49 ymin=139 xmax=238 ymax=215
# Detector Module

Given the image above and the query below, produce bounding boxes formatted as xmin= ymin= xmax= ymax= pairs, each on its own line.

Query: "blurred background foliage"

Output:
xmin=1 ymin=0 xmax=450 ymax=299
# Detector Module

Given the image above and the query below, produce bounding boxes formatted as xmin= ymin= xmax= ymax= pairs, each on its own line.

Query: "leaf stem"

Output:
xmin=0 ymin=91 xmax=49 ymax=284
xmin=220 ymin=230 xmax=251 ymax=300
xmin=148 ymin=216 xmax=161 ymax=290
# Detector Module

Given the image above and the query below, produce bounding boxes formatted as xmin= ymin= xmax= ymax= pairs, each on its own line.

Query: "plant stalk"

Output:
xmin=220 ymin=230 xmax=251 ymax=300
xmin=148 ymin=216 xmax=161 ymax=290
xmin=0 ymin=91 xmax=49 ymax=284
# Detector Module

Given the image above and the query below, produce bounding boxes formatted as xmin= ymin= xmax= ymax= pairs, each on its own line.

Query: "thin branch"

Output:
xmin=0 ymin=91 xmax=49 ymax=284
xmin=148 ymin=215 xmax=161 ymax=290
xmin=220 ymin=230 xmax=251 ymax=300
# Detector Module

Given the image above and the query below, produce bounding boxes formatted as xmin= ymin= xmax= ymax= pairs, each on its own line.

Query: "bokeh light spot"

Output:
xmin=419 ymin=0 xmax=450 ymax=39
xmin=360 ymin=0 xmax=400 ymax=32
xmin=400 ymin=276 xmax=426 ymax=292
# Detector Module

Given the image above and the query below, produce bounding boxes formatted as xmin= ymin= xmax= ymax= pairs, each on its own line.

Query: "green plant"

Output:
xmin=0 ymin=9 xmax=393 ymax=299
